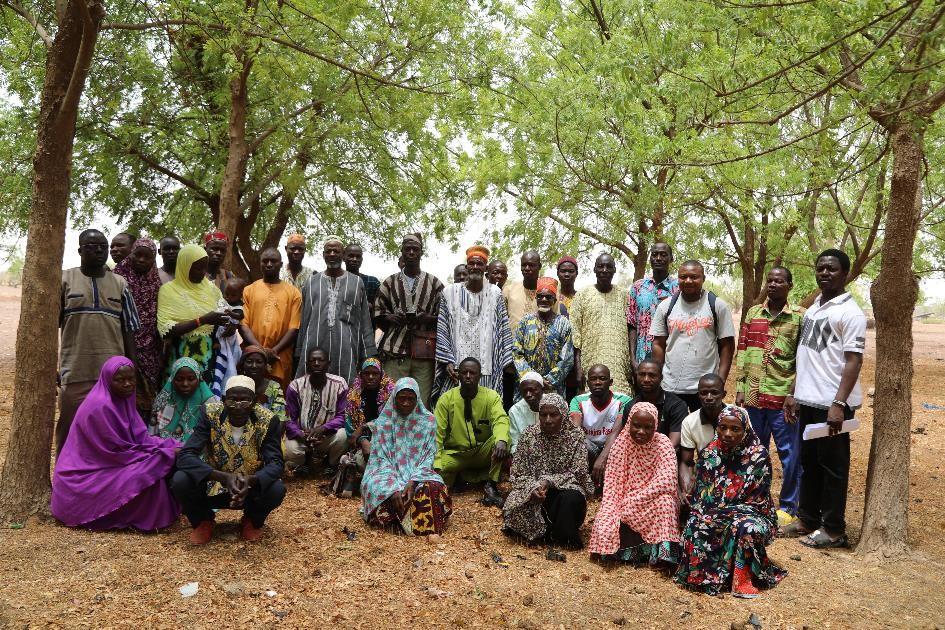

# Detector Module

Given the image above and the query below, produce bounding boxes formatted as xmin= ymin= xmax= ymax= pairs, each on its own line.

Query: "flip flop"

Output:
xmin=799 ymin=529 xmax=848 ymax=549
xmin=779 ymin=519 xmax=812 ymax=538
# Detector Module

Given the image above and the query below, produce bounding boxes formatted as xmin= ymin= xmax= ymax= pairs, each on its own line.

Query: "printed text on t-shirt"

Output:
xmin=669 ymin=316 xmax=713 ymax=337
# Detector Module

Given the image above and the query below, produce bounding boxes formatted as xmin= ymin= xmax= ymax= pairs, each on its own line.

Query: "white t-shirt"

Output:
xmin=680 ymin=409 xmax=716 ymax=454
xmin=569 ymin=392 xmax=632 ymax=448
xmin=649 ymin=292 xmax=736 ymax=394
xmin=795 ymin=292 xmax=867 ymax=409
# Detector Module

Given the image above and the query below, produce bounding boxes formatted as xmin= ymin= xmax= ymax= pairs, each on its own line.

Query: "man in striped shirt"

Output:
xmin=58 ymin=229 xmax=140 ymax=452
xmin=373 ymin=233 xmax=444 ymax=406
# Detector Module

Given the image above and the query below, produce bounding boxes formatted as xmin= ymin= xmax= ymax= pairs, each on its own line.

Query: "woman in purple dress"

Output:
xmin=51 ymin=356 xmax=181 ymax=531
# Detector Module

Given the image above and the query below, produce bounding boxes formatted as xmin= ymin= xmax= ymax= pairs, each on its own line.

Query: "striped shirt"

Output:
xmin=373 ymin=271 xmax=444 ymax=358
xmin=734 ymin=300 xmax=805 ymax=410
xmin=60 ymin=268 xmax=140 ymax=385
xmin=295 ymin=271 xmax=376 ymax=385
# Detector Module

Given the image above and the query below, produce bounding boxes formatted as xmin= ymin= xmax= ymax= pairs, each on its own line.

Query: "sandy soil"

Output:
xmin=1 ymin=286 xmax=944 ymax=629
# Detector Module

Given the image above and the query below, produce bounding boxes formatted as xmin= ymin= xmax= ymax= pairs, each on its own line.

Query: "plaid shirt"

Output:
xmin=734 ymin=300 xmax=806 ymax=409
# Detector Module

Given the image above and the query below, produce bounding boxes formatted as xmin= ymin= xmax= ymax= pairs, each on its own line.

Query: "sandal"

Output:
xmin=799 ymin=529 xmax=848 ymax=549
xmin=779 ymin=519 xmax=813 ymax=538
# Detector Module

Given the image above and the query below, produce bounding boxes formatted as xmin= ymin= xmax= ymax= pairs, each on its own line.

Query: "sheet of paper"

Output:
xmin=802 ymin=418 xmax=860 ymax=441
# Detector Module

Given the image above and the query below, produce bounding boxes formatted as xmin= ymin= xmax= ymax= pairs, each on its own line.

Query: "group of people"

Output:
xmin=49 ymin=228 xmax=867 ymax=600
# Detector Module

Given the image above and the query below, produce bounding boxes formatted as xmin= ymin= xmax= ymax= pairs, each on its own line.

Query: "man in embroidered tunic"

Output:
xmin=295 ymin=236 xmax=376 ymax=384
xmin=172 ymin=375 xmax=286 ymax=544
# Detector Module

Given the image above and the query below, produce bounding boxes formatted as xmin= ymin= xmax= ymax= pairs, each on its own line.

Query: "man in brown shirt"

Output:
xmin=58 ymin=229 xmax=140 ymax=452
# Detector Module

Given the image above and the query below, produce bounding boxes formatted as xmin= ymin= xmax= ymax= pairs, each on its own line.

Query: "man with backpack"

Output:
xmin=649 ymin=260 xmax=736 ymax=411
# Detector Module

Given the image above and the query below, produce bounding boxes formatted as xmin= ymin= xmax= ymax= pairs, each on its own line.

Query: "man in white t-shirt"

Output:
xmin=650 ymin=260 xmax=736 ymax=412
xmin=782 ymin=249 xmax=866 ymax=549
xmin=678 ymin=373 xmax=726 ymax=501
xmin=569 ymin=364 xmax=631 ymax=476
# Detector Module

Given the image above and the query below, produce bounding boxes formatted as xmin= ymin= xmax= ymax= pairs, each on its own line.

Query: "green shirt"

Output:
xmin=433 ymin=386 xmax=510 ymax=467
xmin=734 ymin=300 xmax=806 ymax=409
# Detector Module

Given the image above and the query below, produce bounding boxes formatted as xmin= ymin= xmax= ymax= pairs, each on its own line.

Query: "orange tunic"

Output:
xmin=242 ymin=280 xmax=302 ymax=388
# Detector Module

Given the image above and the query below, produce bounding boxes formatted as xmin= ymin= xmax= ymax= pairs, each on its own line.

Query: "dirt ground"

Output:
xmin=1 ymin=285 xmax=944 ymax=629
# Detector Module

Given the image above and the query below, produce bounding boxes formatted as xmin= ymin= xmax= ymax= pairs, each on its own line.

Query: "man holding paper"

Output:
xmin=782 ymin=249 xmax=866 ymax=549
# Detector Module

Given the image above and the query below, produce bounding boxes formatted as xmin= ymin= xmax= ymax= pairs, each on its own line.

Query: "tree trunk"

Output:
xmin=216 ymin=53 xmax=252 ymax=271
xmin=858 ymin=122 xmax=922 ymax=559
xmin=0 ymin=0 xmax=103 ymax=521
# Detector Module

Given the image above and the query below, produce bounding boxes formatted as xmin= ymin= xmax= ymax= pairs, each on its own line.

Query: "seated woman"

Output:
xmin=361 ymin=378 xmax=452 ymax=536
xmin=675 ymin=405 xmax=787 ymax=598
xmin=502 ymin=393 xmax=594 ymax=549
xmin=171 ymin=375 xmax=286 ymax=544
xmin=332 ymin=358 xmax=394 ymax=497
xmin=51 ymin=356 xmax=180 ymax=531
xmin=150 ymin=357 xmax=219 ymax=441
xmin=238 ymin=345 xmax=286 ymax=415
xmin=588 ymin=402 xmax=679 ymax=566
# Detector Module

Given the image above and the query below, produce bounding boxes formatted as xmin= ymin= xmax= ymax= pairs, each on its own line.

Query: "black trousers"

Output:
xmin=797 ymin=404 xmax=853 ymax=534
xmin=676 ymin=392 xmax=701 ymax=412
xmin=543 ymin=487 xmax=587 ymax=549
xmin=502 ymin=371 xmax=517 ymax=412
xmin=171 ymin=471 xmax=286 ymax=529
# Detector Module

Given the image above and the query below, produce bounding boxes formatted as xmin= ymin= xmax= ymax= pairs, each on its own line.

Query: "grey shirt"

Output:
xmin=649 ymin=292 xmax=736 ymax=394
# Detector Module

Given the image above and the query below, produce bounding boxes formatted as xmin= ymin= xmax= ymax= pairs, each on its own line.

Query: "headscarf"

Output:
xmin=204 ymin=230 xmax=228 ymax=244
xmin=403 ymin=233 xmax=423 ymax=246
xmin=114 ymin=238 xmax=162 ymax=384
xmin=237 ymin=345 xmax=268 ymax=379
xmin=628 ymin=401 xmax=659 ymax=434
xmin=156 ymin=244 xmax=224 ymax=337
xmin=51 ymin=357 xmax=180 ymax=528
xmin=716 ymin=404 xmax=757 ymax=455
xmin=685 ymin=403 xmax=776 ymax=543
xmin=360 ymin=378 xmax=444 ymax=518
xmin=466 ymin=245 xmax=490 ymax=263
xmin=588 ymin=401 xmax=679 ymax=555
xmin=345 ymin=357 xmax=395 ymax=436
xmin=536 ymin=276 xmax=559 ymax=295
xmin=150 ymin=357 xmax=216 ymax=441
xmin=538 ymin=392 xmax=569 ymax=423
xmin=503 ymin=392 xmax=594 ymax=542
xmin=557 ymin=256 xmax=578 ymax=270
xmin=286 ymin=233 xmax=306 ymax=246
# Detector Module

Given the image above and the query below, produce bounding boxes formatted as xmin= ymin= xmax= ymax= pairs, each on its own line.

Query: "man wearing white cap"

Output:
xmin=507 ymin=372 xmax=544 ymax=453
xmin=295 ymin=236 xmax=377 ymax=384
xmin=172 ymin=375 xmax=286 ymax=545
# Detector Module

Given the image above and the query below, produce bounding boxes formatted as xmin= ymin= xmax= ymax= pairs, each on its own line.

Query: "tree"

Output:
xmin=0 ymin=0 xmax=104 ymax=521
xmin=68 ymin=0 xmax=483 ymax=275
xmin=674 ymin=0 xmax=945 ymax=558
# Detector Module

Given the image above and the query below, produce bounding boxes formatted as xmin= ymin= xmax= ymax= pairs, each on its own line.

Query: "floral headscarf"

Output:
xmin=345 ymin=357 xmax=395 ymax=435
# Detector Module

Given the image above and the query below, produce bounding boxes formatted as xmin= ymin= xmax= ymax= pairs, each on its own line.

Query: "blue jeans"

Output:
xmin=746 ymin=406 xmax=801 ymax=515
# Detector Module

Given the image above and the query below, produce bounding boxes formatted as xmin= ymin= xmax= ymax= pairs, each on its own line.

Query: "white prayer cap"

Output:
xmin=225 ymin=375 xmax=256 ymax=394
xmin=521 ymin=371 xmax=544 ymax=384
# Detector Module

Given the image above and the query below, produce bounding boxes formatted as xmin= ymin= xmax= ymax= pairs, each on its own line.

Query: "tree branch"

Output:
xmin=1 ymin=0 xmax=52 ymax=46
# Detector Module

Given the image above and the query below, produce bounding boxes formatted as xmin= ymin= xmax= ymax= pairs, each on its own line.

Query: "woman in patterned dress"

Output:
xmin=360 ymin=378 xmax=451 ymax=535
xmin=588 ymin=401 xmax=680 ymax=567
xmin=675 ymin=405 xmax=787 ymax=598
xmin=502 ymin=393 xmax=594 ymax=548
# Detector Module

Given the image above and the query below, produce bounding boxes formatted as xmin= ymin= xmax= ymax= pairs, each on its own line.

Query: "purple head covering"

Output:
xmin=51 ymin=356 xmax=181 ymax=530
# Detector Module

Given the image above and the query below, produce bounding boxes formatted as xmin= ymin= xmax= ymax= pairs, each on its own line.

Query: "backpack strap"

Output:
xmin=663 ymin=292 xmax=681 ymax=332
xmin=707 ymin=291 xmax=718 ymax=335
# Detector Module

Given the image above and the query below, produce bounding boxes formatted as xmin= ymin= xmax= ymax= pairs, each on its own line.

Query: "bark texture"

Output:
xmin=858 ymin=122 xmax=923 ymax=559
xmin=0 ymin=0 xmax=103 ymax=521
